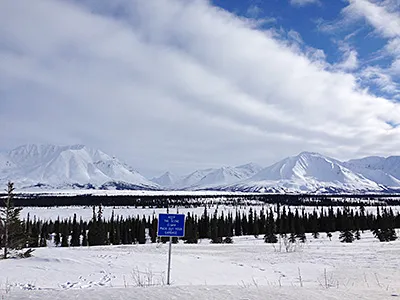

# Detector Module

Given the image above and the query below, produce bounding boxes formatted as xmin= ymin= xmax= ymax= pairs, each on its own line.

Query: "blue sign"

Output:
xmin=158 ymin=214 xmax=185 ymax=237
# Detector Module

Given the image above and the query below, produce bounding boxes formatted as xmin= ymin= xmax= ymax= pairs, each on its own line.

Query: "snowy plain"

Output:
xmin=1 ymin=232 xmax=399 ymax=299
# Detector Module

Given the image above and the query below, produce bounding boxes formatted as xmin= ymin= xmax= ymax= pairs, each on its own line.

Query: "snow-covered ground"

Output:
xmin=1 ymin=232 xmax=399 ymax=299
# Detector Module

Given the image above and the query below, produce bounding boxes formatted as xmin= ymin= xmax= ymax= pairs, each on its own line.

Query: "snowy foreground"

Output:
xmin=1 ymin=233 xmax=399 ymax=300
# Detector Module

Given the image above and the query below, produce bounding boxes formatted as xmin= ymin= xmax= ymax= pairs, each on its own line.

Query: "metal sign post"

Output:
xmin=157 ymin=213 xmax=185 ymax=285
xmin=167 ymin=236 xmax=172 ymax=285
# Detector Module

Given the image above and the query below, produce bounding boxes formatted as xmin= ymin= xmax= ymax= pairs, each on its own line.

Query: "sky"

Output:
xmin=1 ymin=0 xmax=400 ymax=177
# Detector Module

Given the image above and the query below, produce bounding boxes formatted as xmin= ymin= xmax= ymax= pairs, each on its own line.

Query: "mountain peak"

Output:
xmin=244 ymin=151 xmax=381 ymax=193
xmin=151 ymin=171 xmax=181 ymax=188
xmin=296 ymin=151 xmax=325 ymax=159
xmin=1 ymin=144 xmax=159 ymax=190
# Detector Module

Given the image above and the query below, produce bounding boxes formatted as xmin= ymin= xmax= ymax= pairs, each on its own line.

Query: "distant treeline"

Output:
xmin=5 ymin=203 xmax=398 ymax=250
xmin=0 ymin=193 xmax=400 ymax=207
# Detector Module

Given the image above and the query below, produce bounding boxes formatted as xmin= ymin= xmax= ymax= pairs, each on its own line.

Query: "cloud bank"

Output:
xmin=0 ymin=0 xmax=399 ymax=176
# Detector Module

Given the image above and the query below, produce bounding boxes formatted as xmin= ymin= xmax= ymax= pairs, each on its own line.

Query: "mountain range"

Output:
xmin=1 ymin=144 xmax=400 ymax=193
xmin=0 ymin=144 xmax=158 ymax=190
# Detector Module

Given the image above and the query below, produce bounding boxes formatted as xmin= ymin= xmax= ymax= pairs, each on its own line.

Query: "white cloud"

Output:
xmin=290 ymin=0 xmax=320 ymax=7
xmin=319 ymin=0 xmax=400 ymax=94
xmin=1 ymin=0 xmax=400 ymax=176
xmin=287 ymin=29 xmax=304 ymax=44
xmin=360 ymin=66 xmax=399 ymax=94
xmin=335 ymin=43 xmax=359 ymax=71
xmin=343 ymin=0 xmax=400 ymax=38
xmin=338 ymin=49 xmax=359 ymax=71
xmin=246 ymin=4 xmax=262 ymax=18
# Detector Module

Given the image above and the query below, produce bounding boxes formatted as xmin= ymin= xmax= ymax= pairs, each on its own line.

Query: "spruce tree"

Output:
xmin=234 ymin=209 xmax=241 ymax=236
xmin=137 ymin=218 xmax=146 ymax=244
xmin=81 ymin=229 xmax=88 ymax=246
xmin=184 ymin=213 xmax=198 ymax=244
xmin=70 ymin=214 xmax=80 ymax=247
xmin=88 ymin=205 xmax=108 ymax=246
xmin=109 ymin=211 xmax=115 ymax=245
xmin=210 ymin=210 xmax=222 ymax=243
xmin=339 ymin=207 xmax=355 ymax=243
xmin=310 ymin=210 xmax=319 ymax=239
xmin=264 ymin=208 xmax=278 ymax=243
xmin=339 ymin=230 xmax=354 ymax=243
xmin=54 ymin=217 xmax=61 ymax=246
xmin=60 ymin=222 xmax=69 ymax=247
xmin=39 ymin=223 xmax=48 ymax=247
xmin=354 ymin=229 xmax=361 ymax=240
xmin=29 ymin=220 xmax=39 ymax=248
xmin=0 ymin=182 xmax=26 ymax=258
xmin=150 ymin=217 xmax=157 ymax=243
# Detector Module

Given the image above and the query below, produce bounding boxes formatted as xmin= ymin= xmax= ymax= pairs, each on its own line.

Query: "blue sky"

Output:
xmin=213 ymin=0 xmax=400 ymax=99
xmin=0 ymin=0 xmax=400 ymax=176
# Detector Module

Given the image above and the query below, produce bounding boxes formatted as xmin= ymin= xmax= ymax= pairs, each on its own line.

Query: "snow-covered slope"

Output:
xmin=222 ymin=152 xmax=383 ymax=193
xmin=2 ymin=145 xmax=400 ymax=193
xmin=344 ymin=156 xmax=400 ymax=188
xmin=151 ymin=171 xmax=182 ymax=187
xmin=169 ymin=163 xmax=263 ymax=190
xmin=0 ymin=144 xmax=159 ymax=190
xmin=169 ymin=168 xmax=216 ymax=189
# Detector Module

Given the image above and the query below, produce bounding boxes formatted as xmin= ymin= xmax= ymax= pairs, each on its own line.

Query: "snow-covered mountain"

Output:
xmin=343 ymin=156 xmax=400 ymax=188
xmin=151 ymin=172 xmax=182 ymax=188
xmin=2 ymin=144 xmax=400 ymax=193
xmin=219 ymin=152 xmax=385 ymax=193
xmin=0 ymin=144 xmax=159 ymax=190
xmin=166 ymin=163 xmax=263 ymax=190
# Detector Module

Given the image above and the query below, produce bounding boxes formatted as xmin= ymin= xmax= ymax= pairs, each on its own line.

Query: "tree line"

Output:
xmin=1 ymin=180 xmax=399 ymax=258
xmin=1 ymin=193 xmax=400 ymax=207
xmin=2 ymin=203 xmax=398 ymax=253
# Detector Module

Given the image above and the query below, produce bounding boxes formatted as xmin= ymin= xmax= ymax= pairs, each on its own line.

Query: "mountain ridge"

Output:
xmin=0 ymin=144 xmax=159 ymax=190
xmin=216 ymin=152 xmax=384 ymax=193
xmin=1 ymin=145 xmax=400 ymax=193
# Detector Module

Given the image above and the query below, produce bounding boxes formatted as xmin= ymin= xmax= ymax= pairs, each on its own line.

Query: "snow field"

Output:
xmin=0 ymin=232 xmax=399 ymax=299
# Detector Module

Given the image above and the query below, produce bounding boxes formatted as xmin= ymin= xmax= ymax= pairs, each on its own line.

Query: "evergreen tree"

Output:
xmin=81 ymin=229 xmax=88 ymax=246
xmin=354 ymin=229 xmax=361 ymax=240
xmin=60 ymin=222 xmax=69 ymax=247
xmin=289 ymin=218 xmax=296 ymax=243
xmin=234 ymin=209 xmax=241 ymax=236
xmin=184 ymin=213 xmax=198 ymax=244
xmin=248 ymin=208 xmax=254 ymax=235
xmin=339 ymin=230 xmax=354 ymax=243
xmin=373 ymin=208 xmax=398 ymax=242
xmin=210 ymin=210 xmax=222 ymax=243
xmin=310 ymin=209 xmax=319 ymax=239
xmin=0 ymin=182 xmax=26 ymax=258
xmin=137 ymin=217 xmax=146 ymax=244
xmin=253 ymin=213 xmax=260 ymax=238
xmin=339 ymin=207 xmax=355 ymax=243
xmin=88 ymin=206 xmax=107 ymax=246
xmin=149 ymin=217 xmax=158 ymax=243
xmin=39 ymin=223 xmax=48 ymax=247
xmin=264 ymin=208 xmax=278 ymax=243
xmin=29 ymin=220 xmax=39 ymax=248
xmin=114 ymin=217 xmax=121 ymax=245
xmin=70 ymin=214 xmax=80 ymax=247
xmin=54 ymin=217 xmax=61 ymax=246
xmin=109 ymin=211 xmax=115 ymax=245
xmin=295 ymin=211 xmax=306 ymax=243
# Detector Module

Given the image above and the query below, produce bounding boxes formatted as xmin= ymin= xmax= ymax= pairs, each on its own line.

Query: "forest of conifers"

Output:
xmin=17 ymin=204 xmax=399 ymax=249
